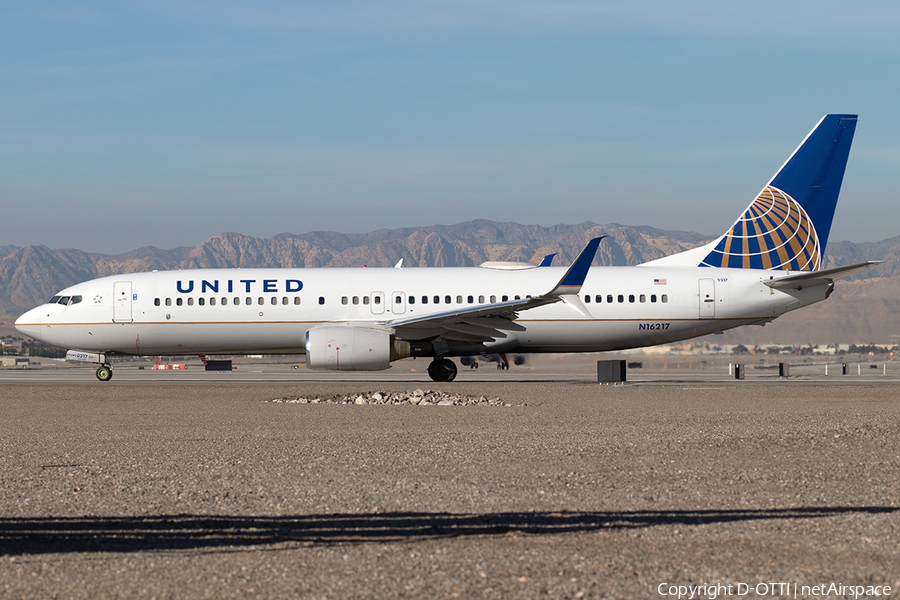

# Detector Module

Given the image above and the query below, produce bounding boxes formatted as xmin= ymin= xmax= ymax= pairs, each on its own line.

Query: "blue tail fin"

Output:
xmin=700 ymin=114 xmax=857 ymax=271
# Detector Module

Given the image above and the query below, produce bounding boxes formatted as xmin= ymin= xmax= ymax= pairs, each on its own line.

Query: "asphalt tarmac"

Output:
xmin=1 ymin=361 xmax=898 ymax=599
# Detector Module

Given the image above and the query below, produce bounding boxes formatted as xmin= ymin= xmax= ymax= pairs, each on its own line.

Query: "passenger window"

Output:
xmin=395 ymin=296 xmax=402 ymax=304
xmin=234 ymin=297 xmax=240 ymax=305
xmin=456 ymin=296 xmax=463 ymax=304
xmin=258 ymin=297 xmax=264 ymax=305
xmin=662 ymin=294 xmax=668 ymax=303
xmin=177 ymin=298 xmax=183 ymax=306
xmin=373 ymin=296 xmax=380 ymax=304
xmin=294 ymin=297 xmax=301 ymax=305
xmin=607 ymin=295 xmax=613 ymax=303
xmin=198 ymin=297 xmax=205 ymax=306
xmin=282 ymin=297 xmax=288 ymax=305
xmin=478 ymin=295 xmax=484 ymax=303
xmin=617 ymin=295 xmax=623 ymax=303
xmin=319 ymin=297 xmax=325 ymax=305
xmin=210 ymin=298 xmax=216 ymax=306
xmin=467 ymin=295 xmax=473 ymax=304
xmin=353 ymin=296 xmax=359 ymax=305
xmin=342 ymin=296 xmax=349 ymax=305
xmin=188 ymin=298 xmax=194 ymax=306
xmin=221 ymin=297 xmax=227 ymax=306
xmin=409 ymin=296 xmax=415 ymax=305
xmin=166 ymin=298 xmax=172 ymax=306
xmin=422 ymin=296 xmax=428 ymax=304
xmin=515 ymin=295 xmax=520 ymax=300
xmin=502 ymin=295 xmax=508 ymax=302
xmin=245 ymin=297 xmax=251 ymax=306
xmin=584 ymin=295 xmax=591 ymax=303
xmin=596 ymin=295 xmax=602 ymax=303
xmin=628 ymin=295 xmax=634 ymax=303
xmin=271 ymin=297 xmax=277 ymax=305
xmin=445 ymin=296 xmax=451 ymax=304
xmin=490 ymin=295 xmax=496 ymax=303
xmin=640 ymin=294 xmax=646 ymax=303
xmin=154 ymin=298 xmax=161 ymax=306
xmin=363 ymin=296 xmax=369 ymax=305
xmin=651 ymin=294 xmax=657 ymax=303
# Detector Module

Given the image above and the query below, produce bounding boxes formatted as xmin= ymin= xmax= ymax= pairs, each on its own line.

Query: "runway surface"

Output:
xmin=1 ymin=360 xmax=898 ymax=598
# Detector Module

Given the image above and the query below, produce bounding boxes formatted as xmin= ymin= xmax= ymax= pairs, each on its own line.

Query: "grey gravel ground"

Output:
xmin=1 ymin=379 xmax=898 ymax=599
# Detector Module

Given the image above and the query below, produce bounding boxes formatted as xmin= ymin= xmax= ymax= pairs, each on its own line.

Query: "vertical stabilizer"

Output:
xmin=644 ymin=115 xmax=857 ymax=271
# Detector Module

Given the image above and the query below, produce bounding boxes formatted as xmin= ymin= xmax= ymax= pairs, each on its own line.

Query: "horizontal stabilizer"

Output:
xmin=764 ymin=261 xmax=880 ymax=290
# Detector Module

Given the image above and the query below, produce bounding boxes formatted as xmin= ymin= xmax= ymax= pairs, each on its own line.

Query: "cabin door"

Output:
xmin=699 ymin=278 xmax=715 ymax=319
xmin=113 ymin=281 xmax=133 ymax=323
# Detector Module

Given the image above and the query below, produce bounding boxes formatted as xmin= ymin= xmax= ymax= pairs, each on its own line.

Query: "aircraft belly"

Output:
xmin=44 ymin=322 xmax=310 ymax=355
xmin=138 ymin=322 xmax=311 ymax=354
xmin=514 ymin=318 xmax=743 ymax=352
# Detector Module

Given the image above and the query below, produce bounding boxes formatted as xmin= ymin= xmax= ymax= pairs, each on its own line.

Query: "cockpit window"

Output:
xmin=48 ymin=294 xmax=82 ymax=305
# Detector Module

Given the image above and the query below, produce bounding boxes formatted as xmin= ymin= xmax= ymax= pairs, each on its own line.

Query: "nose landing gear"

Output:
xmin=95 ymin=364 xmax=113 ymax=381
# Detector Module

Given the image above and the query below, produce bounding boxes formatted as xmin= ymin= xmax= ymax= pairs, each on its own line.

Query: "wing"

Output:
xmin=379 ymin=237 xmax=604 ymax=342
xmin=538 ymin=253 xmax=557 ymax=267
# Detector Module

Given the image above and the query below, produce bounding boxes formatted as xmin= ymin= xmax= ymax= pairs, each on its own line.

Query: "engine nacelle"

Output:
xmin=305 ymin=326 xmax=393 ymax=371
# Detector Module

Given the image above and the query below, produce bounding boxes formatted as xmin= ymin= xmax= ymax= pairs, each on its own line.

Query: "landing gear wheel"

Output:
xmin=427 ymin=358 xmax=458 ymax=382
xmin=95 ymin=365 xmax=113 ymax=382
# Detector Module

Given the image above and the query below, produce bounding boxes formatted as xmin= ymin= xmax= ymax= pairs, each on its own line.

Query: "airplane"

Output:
xmin=15 ymin=114 xmax=879 ymax=382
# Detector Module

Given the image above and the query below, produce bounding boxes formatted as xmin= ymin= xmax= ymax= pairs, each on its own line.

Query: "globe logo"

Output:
xmin=701 ymin=186 xmax=821 ymax=271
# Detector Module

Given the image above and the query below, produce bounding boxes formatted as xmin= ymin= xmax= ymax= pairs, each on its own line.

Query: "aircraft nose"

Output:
xmin=14 ymin=307 xmax=42 ymax=342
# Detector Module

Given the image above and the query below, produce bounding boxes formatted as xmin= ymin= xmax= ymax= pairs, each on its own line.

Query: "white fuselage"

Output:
xmin=14 ymin=264 xmax=827 ymax=357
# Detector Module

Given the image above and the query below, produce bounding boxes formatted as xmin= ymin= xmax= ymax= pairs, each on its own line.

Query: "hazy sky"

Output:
xmin=2 ymin=1 xmax=899 ymax=254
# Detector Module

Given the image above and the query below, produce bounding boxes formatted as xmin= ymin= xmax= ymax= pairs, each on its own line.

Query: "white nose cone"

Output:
xmin=14 ymin=307 xmax=42 ymax=342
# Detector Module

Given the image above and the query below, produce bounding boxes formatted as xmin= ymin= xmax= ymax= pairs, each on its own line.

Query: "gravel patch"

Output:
xmin=267 ymin=388 xmax=515 ymax=406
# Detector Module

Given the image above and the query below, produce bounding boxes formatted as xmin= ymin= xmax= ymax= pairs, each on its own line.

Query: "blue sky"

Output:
xmin=2 ymin=1 xmax=899 ymax=253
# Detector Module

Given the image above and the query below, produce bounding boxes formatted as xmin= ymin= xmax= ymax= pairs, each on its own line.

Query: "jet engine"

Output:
xmin=305 ymin=325 xmax=395 ymax=371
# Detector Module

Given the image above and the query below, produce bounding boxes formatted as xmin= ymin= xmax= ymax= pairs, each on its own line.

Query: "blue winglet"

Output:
xmin=539 ymin=253 xmax=557 ymax=267
xmin=549 ymin=237 xmax=604 ymax=295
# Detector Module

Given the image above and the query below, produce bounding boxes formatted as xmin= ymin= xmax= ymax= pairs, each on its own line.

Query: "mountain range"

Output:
xmin=2 ymin=220 xmax=898 ymax=345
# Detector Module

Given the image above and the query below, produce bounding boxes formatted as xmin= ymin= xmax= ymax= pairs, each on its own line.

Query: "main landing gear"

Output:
xmin=95 ymin=363 xmax=113 ymax=382
xmin=427 ymin=358 xmax=458 ymax=382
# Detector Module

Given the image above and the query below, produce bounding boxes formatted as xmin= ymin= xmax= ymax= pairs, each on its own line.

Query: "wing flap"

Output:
xmin=461 ymin=317 xmax=527 ymax=332
xmin=441 ymin=331 xmax=496 ymax=343
xmin=443 ymin=322 xmax=506 ymax=338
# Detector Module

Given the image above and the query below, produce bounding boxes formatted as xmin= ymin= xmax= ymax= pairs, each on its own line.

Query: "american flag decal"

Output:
xmin=654 ymin=278 xmax=667 ymax=285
